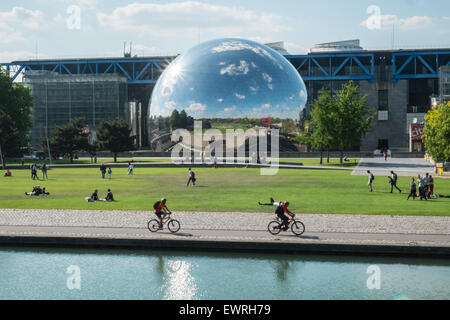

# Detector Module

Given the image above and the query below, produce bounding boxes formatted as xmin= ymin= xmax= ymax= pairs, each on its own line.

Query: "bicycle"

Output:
xmin=267 ymin=214 xmax=305 ymax=236
xmin=148 ymin=212 xmax=181 ymax=233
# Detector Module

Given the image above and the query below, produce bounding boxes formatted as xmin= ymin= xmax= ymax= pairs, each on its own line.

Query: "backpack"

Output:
xmin=275 ymin=205 xmax=284 ymax=215
xmin=153 ymin=201 xmax=161 ymax=210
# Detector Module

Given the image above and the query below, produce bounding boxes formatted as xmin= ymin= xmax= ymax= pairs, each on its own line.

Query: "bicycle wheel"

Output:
xmin=268 ymin=221 xmax=282 ymax=235
xmin=291 ymin=221 xmax=305 ymax=236
xmin=168 ymin=219 xmax=181 ymax=233
xmin=148 ymin=220 xmax=160 ymax=233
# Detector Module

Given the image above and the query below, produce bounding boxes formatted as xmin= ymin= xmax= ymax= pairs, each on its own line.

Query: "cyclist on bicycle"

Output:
xmin=260 ymin=198 xmax=294 ymax=231
xmin=154 ymin=198 xmax=171 ymax=229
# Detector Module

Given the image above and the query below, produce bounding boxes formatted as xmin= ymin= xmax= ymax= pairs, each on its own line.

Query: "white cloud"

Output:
xmin=220 ymin=60 xmax=250 ymax=76
xmin=224 ymin=106 xmax=237 ymax=112
xmin=217 ymin=98 xmax=224 ymax=103
xmin=212 ymin=40 xmax=284 ymax=70
xmin=164 ymin=101 xmax=177 ymax=111
xmin=262 ymin=73 xmax=273 ymax=90
xmin=235 ymin=93 xmax=246 ymax=100
xmin=97 ymin=2 xmax=290 ymax=37
xmin=187 ymin=103 xmax=207 ymax=115
xmin=0 ymin=7 xmax=47 ymax=30
xmin=0 ymin=23 xmax=24 ymax=44
xmin=361 ymin=14 xmax=433 ymax=31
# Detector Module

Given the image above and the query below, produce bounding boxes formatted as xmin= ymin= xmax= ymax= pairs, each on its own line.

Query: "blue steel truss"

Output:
xmin=1 ymin=57 xmax=176 ymax=84
xmin=284 ymin=53 xmax=375 ymax=82
xmin=3 ymin=50 xmax=450 ymax=84
xmin=392 ymin=51 xmax=450 ymax=81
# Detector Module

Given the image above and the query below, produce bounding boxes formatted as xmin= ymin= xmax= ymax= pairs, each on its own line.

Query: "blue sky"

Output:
xmin=1 ymin=0 xmax=449 ymax=62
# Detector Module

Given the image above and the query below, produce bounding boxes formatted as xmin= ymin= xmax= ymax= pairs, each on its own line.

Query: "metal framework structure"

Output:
xmin=2 ymin=50 xmax=450 ymax=84
xmin=284 ymin=53 xmax=375 ymax=82
xmin=392 ymin=51 xmax=450 ymax=81
xmin=1 ymin=57 xmax=176 ymax=84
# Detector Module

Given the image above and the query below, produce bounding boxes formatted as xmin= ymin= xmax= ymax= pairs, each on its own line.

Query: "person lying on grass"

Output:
xmin=25 ymin=186 xmax=50 ymax=196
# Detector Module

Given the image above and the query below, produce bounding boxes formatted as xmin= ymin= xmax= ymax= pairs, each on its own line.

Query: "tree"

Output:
xmin=46 ymin=118 xmax=89 ymax=163
xmin=333 ymin=81 xmax=375 ymax=164
xmin=0 ymin=68 xmax=33 ymax=163
xmin=0 ymin=110 xmax=22 ymax=166
xmin=424 ymin=102 xmax=450 ymax=163
xmin=170 ymin=110 xmax=180 ymax=130
xmin=97 ymin=120 xmax=136 ymax=163
xmin=301 ymin=88 xmax=336 ymax=164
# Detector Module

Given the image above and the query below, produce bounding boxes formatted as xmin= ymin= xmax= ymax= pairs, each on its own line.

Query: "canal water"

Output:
xmin=0 ymin=247 xmax=449 ymax=300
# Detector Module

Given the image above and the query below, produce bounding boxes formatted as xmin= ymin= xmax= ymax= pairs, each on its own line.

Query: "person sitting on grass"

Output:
xmin=4 ymin=170 xmax=12 ymax=177
xmin=86 ymin=190 xmax=99 ymax=202
xmin=104 ymin=189 xmax=114 ymax=202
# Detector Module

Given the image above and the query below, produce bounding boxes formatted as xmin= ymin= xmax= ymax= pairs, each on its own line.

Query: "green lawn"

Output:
xmin=1 ymin=167 xmax=449 ymax=216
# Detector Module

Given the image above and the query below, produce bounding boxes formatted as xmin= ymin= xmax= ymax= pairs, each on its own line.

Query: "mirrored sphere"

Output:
xmin=148 ymin=38 xmax=307 ymax=127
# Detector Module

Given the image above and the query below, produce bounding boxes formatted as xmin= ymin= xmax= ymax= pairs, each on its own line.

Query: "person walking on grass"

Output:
xmin=100 ymin=164 xmax=106 ymax=179
xmin=128 ymin=162 xmax=134 ymax=175
xmin=407 ymin=178 xmax=417 ymax=200
xmin=108 ymin=167 xmax=112 ymax=180
xmin=31 ymin=164 xmax=38 ymax=181
xmin=42 ymin=164 xmax=48 ymax=180
xmin=187 ymin=168 xmax=196 ymax=187
xmin=389 ymin=171 xmax=402 ymax=194
xmin=367 ymin=170 xmax=375 ymax=192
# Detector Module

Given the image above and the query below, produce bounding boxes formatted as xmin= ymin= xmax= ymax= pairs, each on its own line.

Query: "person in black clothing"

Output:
xmin=407 ymin=178 xmax=417 ymax=200
xmin=389 ymin=171 xmax=402 ymax=193
xmin=31 ymin=165 xmax=39 ymax=180
xmin=100 ymin=164 xmax=106 ymax=179
xmin=105 ymin=189 xmax=114 ymax=202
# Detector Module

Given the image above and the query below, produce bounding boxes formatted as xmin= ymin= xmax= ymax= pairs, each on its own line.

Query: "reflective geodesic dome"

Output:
xmin=147 ymin=38 xmax=307 ymax=149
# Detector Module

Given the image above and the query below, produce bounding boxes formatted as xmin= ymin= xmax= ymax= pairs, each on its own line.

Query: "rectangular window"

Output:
xmin=378 ymin=90 xmax=389 ymax=111
xmin=378 ymin=111 xmax=389 ymax=121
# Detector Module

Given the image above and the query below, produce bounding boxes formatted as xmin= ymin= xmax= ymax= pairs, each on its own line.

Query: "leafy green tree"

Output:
xmin=97 ymin=120 xmax=136 ymax=163
xmin=424 ymin=102 xmax=450 ymax=163
xmin=170 ymin=110 xmax=180 ymax=130
xmin=46 ymin=118 xmax=89 ymax=163
xmin=0 ymin=68 xmax=33 ymax=163
xmin=303 ymin=82 xmax=374 ymax=164
xmin=333 ymin=81 xmax=374 ymax=164
xmin=0 ymin=110 xmax=22 ymax=166
xmin=301 ymin=88 xmax=336 ymax=164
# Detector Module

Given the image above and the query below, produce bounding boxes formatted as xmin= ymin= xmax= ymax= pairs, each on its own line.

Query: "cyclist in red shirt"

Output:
xmin=154 ymin=198 xmax=171 ymax=229
xmin=260 ymin=198 xmax=294 ymax=231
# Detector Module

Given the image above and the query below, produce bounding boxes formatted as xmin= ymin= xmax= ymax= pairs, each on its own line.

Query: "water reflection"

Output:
xmin=163 ymin=260 xmax=198 ymax=300
xmin=275 ymin=260 xmax=292 ymax=282
xmin=155 ymin=256 xmax=199 ymax=300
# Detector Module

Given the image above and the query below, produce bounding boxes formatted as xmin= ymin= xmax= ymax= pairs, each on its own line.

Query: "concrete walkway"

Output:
xmin=0 ymin=209 xmax=449 ymax=256
xmin=353 ymin=157 xmax=436 ymax=177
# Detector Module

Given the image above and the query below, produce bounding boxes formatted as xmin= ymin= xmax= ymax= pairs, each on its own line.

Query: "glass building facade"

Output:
xmin=25 ymin=72 xmax=128 ymax=148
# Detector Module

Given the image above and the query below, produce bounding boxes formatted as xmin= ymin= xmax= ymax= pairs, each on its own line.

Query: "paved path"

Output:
xmin=353 ymin=157 xmax=436 ymax=177
xmin=0 ymin=209 xmax=448 ymax=249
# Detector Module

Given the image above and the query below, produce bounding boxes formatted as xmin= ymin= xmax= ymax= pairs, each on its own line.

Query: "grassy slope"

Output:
xmin=1 ymin=167 xmax=449 ymax=216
